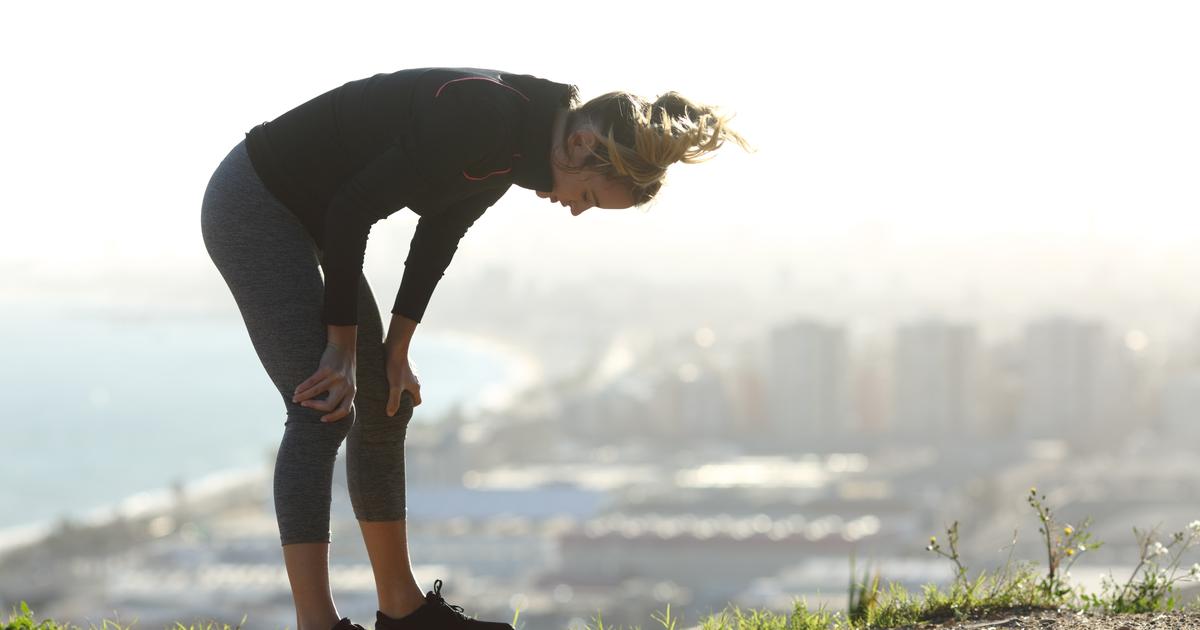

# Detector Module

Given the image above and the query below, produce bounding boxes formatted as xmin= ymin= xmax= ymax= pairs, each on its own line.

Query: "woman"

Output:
xmin=200 ymin=66 xmax=751 ymax=630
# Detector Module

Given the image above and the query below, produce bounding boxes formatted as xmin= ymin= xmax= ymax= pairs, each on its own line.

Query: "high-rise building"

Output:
xmin=891 ymin=318 xmax=984 ymax=437
xmin=765 ymin=318 xmax=851 ymax=447
xmin=1159 ymin=368 xmax=1200 ymax=443
xmin=1017 ymin=315 xmax=1130 ymax=442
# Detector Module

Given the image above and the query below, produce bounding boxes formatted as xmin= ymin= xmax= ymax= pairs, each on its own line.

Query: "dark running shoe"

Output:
xmin=330 ymin=617 xmax=365 ymax=630
xmin=374 ymin=578 xmax=514 ymax=629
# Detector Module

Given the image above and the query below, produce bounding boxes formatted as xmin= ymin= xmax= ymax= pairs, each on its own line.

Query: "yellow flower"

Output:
xmin=930 ymin=536 xmax=937 ymax=543
xmin=1030 ymin=486 xmax=1037 ymax=494
xmin=1066 ymin=548 xmax=1075 ymax=556
xmin=1064 ymin=526 xmax=1073 ymax=536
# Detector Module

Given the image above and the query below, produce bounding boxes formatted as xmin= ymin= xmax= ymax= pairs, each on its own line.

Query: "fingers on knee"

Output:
xmin=395 ymin=389 xmax=415 ymax=421
xmin=285 ymin=403 xmax=356 ymax=435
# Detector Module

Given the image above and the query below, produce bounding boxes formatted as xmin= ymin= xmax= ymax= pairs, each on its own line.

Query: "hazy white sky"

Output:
xmin=3 ymin=1 xmax=1198 ymax=320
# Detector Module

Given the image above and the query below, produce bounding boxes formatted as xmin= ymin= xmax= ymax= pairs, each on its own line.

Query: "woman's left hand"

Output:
xmin=385 ymin=352 xmax=422 ymax=415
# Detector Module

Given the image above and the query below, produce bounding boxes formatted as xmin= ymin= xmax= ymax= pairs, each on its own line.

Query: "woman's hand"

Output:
xmin=293 ymin=342 xmax=357 ymax=423
xmin=385 ymin=352 xmax=422 ymax=415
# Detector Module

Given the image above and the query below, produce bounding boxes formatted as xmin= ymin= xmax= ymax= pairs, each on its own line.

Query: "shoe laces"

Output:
xmin=427 ymin=578 xmax=469 ymax=620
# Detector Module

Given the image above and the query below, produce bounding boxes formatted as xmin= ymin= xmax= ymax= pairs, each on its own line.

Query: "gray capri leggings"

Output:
xmin=200 ymin=138 xmax=415 ymax=546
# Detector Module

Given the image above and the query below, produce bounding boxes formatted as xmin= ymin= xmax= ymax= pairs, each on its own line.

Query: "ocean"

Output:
xmin=0 ymin=308 xmax=537 ymax=538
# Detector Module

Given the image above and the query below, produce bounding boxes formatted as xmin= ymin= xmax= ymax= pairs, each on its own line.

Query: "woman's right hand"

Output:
xmin=385 ymin=352 xmax=422 ymax=415
xmin=293 ymin=342 xmax=357 ymax=423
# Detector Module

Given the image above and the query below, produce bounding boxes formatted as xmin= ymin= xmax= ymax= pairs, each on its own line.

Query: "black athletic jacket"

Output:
xmin=243 ymin=67 xmax=575 ymax=326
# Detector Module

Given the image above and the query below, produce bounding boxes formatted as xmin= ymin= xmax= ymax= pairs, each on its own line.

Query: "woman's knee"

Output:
xmin=350 ymin=389 xmax=413 ymax=436
xmin=282 ymin=400 xmax=356 ymax=443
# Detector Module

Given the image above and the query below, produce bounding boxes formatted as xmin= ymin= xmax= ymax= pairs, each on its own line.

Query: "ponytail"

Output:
xmin=555 ymin=90 xmax=755 ymax=207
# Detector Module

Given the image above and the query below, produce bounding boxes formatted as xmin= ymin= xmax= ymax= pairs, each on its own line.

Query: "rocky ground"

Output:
xmin=885 ymin=605 xmax=1200 ymax=629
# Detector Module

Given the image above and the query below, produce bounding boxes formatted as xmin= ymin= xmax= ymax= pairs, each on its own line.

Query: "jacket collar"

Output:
xmin=503 ymin=73 xmax=574 ymax=193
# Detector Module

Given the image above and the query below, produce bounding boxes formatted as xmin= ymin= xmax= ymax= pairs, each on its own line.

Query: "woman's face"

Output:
xmin=536 ymin=128 xmax=636 ymax=216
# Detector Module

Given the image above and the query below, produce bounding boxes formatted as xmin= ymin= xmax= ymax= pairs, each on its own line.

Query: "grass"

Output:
xmin=7 ymin=486 xmax=1200 ymax=629
xmin=0 ymin=602 xmax=247 ymax=630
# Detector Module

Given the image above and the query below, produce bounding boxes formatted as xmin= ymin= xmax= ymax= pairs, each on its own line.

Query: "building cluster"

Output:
xmin=506 ymin=313 xmax=1199 ymax=454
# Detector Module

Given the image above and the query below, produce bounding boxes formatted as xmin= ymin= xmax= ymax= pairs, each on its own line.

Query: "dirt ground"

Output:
xmin=887 ymin=605 xmax=1200 ymax=629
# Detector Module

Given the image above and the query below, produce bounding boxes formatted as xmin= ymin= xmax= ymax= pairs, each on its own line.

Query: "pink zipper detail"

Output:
xmin=463 ymin=167 xmax=513 ymax=181
xmin=435 ymin=76 xmax=530 ymax=101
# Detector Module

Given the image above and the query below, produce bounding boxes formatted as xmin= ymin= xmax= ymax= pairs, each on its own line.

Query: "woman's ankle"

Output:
xmin=296 ymin=611 xmax=342 ymax=630
xmin=378 ymin=588 xmax=426 ymax=620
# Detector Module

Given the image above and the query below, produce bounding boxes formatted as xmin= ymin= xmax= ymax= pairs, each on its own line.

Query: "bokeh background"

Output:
xmin=3 ymin=1 xmax=1200 ymax=628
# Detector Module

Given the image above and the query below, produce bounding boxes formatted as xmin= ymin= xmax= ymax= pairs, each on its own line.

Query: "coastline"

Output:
xmin=426 ymin=328 xmax=545 ymax=415
xmin=0 ymin=328 xmax=540 ymax=557
xmin=0 ymin=464 xmax=268 ymax=557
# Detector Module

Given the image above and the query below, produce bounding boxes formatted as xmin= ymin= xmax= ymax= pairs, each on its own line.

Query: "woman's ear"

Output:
xmin=566 ymin=128 xmax=600 ymax=167
xmin=568 ymin=126 xmax=600 ymax=150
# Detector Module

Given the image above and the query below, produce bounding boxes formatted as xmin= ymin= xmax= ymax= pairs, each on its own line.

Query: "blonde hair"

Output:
xmin=553 ymin=90 xmax=755 ymax=207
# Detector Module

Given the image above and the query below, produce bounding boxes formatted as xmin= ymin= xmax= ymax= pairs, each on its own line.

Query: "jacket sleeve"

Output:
xmin=320 ymin=141 xmax=425 ymax=327
xmin=391 ymin=186 xmax=508 ymax=324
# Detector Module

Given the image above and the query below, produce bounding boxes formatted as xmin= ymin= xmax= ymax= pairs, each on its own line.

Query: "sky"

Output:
xmin=2 ymin=0 xmax=1199 ymax=331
